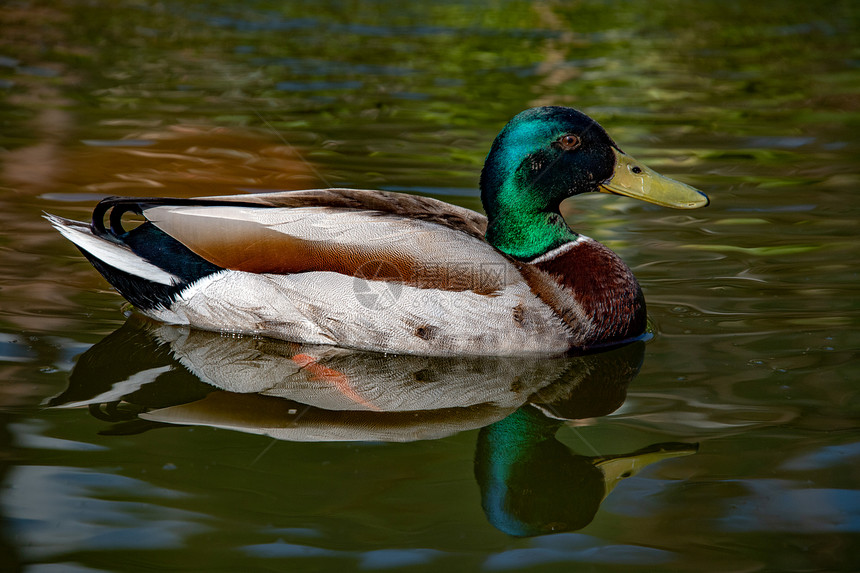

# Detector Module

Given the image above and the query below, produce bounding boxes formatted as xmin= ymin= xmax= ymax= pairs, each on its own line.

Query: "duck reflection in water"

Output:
xmin=51 ymin=317 xmax=697 ymax=536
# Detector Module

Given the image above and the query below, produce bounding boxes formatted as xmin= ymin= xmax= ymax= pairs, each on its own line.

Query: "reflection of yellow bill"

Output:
xmin=600 ymin=150 xmax=709 ymax=209
xmin=594 ymin=442 xmax=699 ymax=498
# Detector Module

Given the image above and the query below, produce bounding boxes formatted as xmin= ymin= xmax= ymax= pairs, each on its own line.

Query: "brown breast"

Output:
xmin=522 ymin=238 xmax=646 ymax=348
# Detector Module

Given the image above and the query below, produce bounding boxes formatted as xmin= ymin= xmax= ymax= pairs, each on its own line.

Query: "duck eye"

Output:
xmin=557 ymin=134 xmax=580 ymax=151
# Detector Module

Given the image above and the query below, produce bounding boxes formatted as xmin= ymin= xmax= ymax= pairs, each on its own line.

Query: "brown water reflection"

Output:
xmin=9 ymin=122 xmax=324 ymax=199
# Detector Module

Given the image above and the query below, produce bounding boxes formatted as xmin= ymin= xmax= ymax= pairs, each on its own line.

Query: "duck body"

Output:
xmin=49 ymin=106 xmax=708 ymax=356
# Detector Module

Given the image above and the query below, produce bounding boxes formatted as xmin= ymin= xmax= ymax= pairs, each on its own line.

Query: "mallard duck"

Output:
xmin=48 ymin=106 xmax=708 ymax=356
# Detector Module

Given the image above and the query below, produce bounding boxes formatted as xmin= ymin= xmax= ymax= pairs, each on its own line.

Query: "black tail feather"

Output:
xmin=58 ymin=195 xmax=268 ymax=311
xmin=91 ymin=195 xmax=266 ymax=238
xmin=83 ymin=222 xmax=224 ymax=310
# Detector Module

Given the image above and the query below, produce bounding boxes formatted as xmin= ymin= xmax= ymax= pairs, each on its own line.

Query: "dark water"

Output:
xmin=2 ymin=1 xmax=859 ymax=571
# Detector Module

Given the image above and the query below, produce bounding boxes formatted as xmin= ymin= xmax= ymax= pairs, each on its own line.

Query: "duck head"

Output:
xmin=480 ymin=106 xmax=709 ymax=259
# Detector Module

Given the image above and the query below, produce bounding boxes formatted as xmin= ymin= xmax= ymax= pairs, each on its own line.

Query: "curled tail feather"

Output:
xmin=46 ymin=212 xmax=222 ymax=310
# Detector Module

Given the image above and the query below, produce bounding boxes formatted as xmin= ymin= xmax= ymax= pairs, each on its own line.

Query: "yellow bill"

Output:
xmin=600 ymin=150 xmax=709 ymax=209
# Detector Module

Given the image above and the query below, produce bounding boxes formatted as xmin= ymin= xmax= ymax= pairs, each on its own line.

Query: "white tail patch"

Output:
xmin=49 ymin=365 xmax=174 ymax=408
xmin=45 ymin=214 xmax=180 ymax=286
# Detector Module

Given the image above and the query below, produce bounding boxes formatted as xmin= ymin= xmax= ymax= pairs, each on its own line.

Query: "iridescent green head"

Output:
xmin=480 ymin=106 xmax=708 ymax=259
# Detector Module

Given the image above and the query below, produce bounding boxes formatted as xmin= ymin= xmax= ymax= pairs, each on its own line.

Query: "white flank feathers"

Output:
xmin=144 ymin=269 xmax=571 ymax=356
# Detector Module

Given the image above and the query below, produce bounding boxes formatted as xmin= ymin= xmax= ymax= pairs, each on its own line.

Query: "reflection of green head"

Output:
xmin=475 ymin=406 xmax=605 ymax=537
xmin=473 ymin=341 xmax=645 ymax=536
xmin=475 ymin=402 xmax=699 ymax=537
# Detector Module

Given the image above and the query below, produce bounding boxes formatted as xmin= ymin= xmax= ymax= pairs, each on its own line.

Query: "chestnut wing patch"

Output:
xmin=144 ymin=204 xmax=515 ymax=294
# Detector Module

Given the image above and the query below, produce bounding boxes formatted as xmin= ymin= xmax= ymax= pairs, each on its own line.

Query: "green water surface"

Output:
xmin=1 ymin=1 xmax=858 ymax=571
